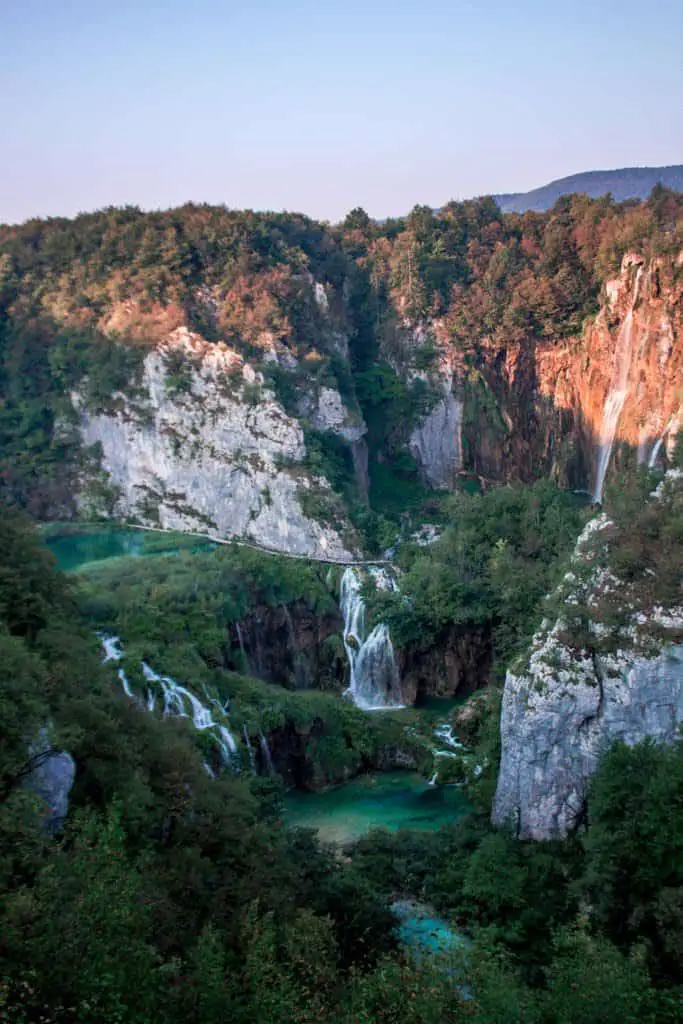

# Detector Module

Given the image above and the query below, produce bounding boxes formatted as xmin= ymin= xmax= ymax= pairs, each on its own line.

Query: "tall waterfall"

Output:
xmin=592 ymin=267 xmax=643 ymax=503
xmin=649 ymin=436 xmax=665 ymax=469
xmin=99 ymin=634 xmax=238 ymax=764
xmin=340 ymin=568 xmax=404 ymax=710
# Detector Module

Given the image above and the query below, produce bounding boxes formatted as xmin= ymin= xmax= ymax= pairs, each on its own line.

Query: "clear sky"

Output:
xmin=1 ymin=0 xmax=681 ymax=224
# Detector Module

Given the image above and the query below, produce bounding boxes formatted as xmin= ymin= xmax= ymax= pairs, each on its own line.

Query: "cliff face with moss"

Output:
xmin=453 ymin=251 xmax=683 ymax=490
xmin=1 ymin=194 xmax=682 ymax=551
xmin=493 ymin=474 xmax=683 ymax=839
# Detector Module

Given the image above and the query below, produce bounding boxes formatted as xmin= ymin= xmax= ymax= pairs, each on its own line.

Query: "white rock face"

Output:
xmin=493 ymin=640 xmax=683 ymax=840
xmin=493 ymin=508 xmax=683 ymax=840
xmin=76 ymin=329 xmax=354 ymax=559
xmin=310 ymin=386 xmax=366 ymax=443
xmin=409 ymin=380 xmax=462 ymax=489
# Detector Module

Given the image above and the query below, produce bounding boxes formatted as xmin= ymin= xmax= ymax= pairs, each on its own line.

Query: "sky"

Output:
xmin=1 ymin=0 xmax=682 ymax=224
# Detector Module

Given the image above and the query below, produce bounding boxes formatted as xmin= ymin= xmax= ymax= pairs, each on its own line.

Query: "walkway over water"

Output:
xmin=58 ymin=521 xmax=393 ymax=567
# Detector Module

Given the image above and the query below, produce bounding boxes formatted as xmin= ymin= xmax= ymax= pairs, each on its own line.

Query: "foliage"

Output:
xmin=369 ymin=481 xmax=584 ymax=669
xmin=2 ymin=505 xmax=683 ymax=1020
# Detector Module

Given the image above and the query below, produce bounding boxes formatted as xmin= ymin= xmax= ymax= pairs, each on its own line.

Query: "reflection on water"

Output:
xmin=283 ymin=771 xmax=469 ymax=845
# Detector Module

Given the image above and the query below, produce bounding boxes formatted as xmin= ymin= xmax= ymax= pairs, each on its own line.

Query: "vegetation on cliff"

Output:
xmin=1 ymin=192 xmax=683 ymax=1018
xmin=368 ymin=480 xmax=584 ymax=671
xmin=1 ymin=190 xmax=681 ymax=526
xmin=1 ymin=496 xmax=683 ymax=1020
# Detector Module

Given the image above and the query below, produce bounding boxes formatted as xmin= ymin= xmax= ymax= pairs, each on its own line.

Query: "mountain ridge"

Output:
xmin=491 ymin=164 xmax=683 ymax=213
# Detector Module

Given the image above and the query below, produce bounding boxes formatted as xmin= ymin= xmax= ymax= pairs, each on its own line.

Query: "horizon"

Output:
xmin=0 ymin=161 xmax=681 ymax=228
xmin=2 ymin=0 xmax=682 ymax=224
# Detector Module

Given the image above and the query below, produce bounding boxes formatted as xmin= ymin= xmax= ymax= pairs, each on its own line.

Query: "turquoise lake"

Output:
xmin=283 ymin=771 xmax=469 ymax=845
xmin=45 ymin=527 xmax=215 ymax=572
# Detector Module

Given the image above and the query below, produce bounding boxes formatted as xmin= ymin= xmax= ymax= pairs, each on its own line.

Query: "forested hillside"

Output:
xmin=1 ymin=500 xmax=682 ymax=1022
xmin=1 ymin=188 xmax=681 ymax=539
xmin=494 ymin=165 xmax=683 ymax=213
xmin=1 ymin=190 xmax=683 ymax=1021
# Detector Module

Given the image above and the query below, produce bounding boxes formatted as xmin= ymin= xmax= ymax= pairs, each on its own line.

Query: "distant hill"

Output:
xmin=492 ymin=165 xmax=683 ymax=213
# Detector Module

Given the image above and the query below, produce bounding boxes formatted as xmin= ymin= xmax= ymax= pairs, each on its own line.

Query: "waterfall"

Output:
xmin=99 ymin=634 xmax=238 ymax=765
xmin=235 ymin=622 xmax=250 ymax=672
xmin=141 ymin=662 xmax=238 ymax=760
xmin=98 ymin=632 xmax=135 ymax=701
xmin=340 ymin=568 xmax=404 ymax=710
xmin=592 ymin=267 xmax=643 ymax=503
xmin=258 ymin=731 xmax=275 ymax=774
xmin=100 ymin=633 xmax=123 ymax=662
xmin=649 ymin=415 xmax=677 ymax=468
xmin=118 ymin=668 xmax=134 ymax=700
xmin=649 ymin=436 xmax=665 ymax=469
xmin=242 ymin=726 xmax=256 ymax=772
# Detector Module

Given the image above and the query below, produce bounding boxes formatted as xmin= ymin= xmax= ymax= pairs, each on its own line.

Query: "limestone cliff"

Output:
xmin=458 ymin=252 xmax=683 ymax=491
xmin=493 ymin=481 xmax=683 ymax=840
xmin=76 ymin=328 xmax=358 ymax=558
xmin=3 ymin=204 xmax=682 ymax=550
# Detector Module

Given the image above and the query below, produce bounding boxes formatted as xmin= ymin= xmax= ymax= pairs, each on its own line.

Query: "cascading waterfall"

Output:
xmin=258 ymin=731 xmax=275 ymax=774
xmin=340 ymin=568 xmax=404 ymax=710
xmin=100 ymin=632 xmax=135 ymax=700
xmin=99 ymin=634 xmax=238 ymax=765
xmin=592 ymin=266 xmax=643 ymax=503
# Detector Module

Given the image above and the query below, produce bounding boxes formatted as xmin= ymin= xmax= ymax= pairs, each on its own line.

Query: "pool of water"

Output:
xmin=392 ymin=900 xmax=467 ymax=960
xmin=283 ymin=771 xmax=469 ymax=845
xmin=45 ymin=528 xmax=215 ymax=572
xmin=414 ymin=695 xmax=467 ymax=716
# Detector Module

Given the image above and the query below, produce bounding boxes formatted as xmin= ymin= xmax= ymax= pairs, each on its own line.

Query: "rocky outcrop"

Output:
xmin=229 ymin=600 xmax=345 ymax=690
xmin=493 ymin=638 xmax=683 ymax=840
xmin=409 ymin=379 xmax=463 ymax=489
xmin=26 ymin=732 xmax=76 ymax=834
xmin=493 ymin=509 xmax=683 ymax=840
xmin=76 ymin=329 xmax=356 ymax=559
xmin=399 ymin=626 xmax=492 ymax=705
xmin=265 ymin=717 xmax=421 ymax=790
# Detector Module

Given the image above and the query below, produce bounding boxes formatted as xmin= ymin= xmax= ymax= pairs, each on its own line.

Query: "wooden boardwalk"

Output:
xmin=96 ymin=522 xmax=393 ymax=567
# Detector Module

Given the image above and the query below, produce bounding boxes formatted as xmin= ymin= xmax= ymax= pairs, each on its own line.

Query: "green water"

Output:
xmin=414 ymin=695 xmax=466 ymax=715
xmin=283 ymin=771 xmax=469 ymax=845
xmin=45 ymin=527 xmax=215 ymax=572
xmin=392 ymin=900 xmax=467 ymax=959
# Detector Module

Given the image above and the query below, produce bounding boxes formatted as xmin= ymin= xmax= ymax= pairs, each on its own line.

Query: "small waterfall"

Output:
xmin=99 ymin=634 xmax=238 ymax=765
xmin=340 ymin=568 xmax=404 ymax=710
xmin=592 ymin=267 xmax=643 ymax=503
xmin=100 ymin=634 xmax=124 ymax=663
xmin=98 ymin=633 xmax=135 ymax=702
xmin=118 ymin=668 xmax=134 ymax=700
xmin=242 ymin=725 xmax=256 ymax=773
xmin=235 ymin=622 xmax=250 ymax=673
xmin=258 ymin=731 xmax=275 ymax=775
xmin=649 ymin=415 xmax=676 ymax=468
xmin=143 ymin=662 xmax=238 ymax=760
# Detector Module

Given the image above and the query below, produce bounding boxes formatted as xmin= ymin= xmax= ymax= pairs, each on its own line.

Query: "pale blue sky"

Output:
xmin=1 ymin=0 xmax=681 ymax=223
